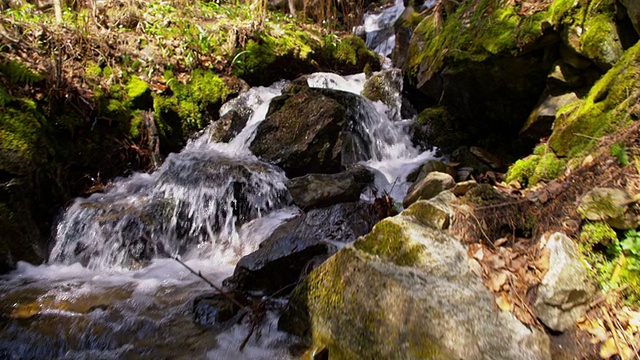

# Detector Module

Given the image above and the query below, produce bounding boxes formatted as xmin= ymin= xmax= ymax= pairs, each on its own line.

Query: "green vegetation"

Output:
xmin=505 ymin=144 xmax=566 ymax=187
xmin=405 ymin=0 xmax=549 ymax=79
xmin=580 ymin=224 xmax=640 ymax=305
xmin=611 ymin=141 xmax=630 ymax=166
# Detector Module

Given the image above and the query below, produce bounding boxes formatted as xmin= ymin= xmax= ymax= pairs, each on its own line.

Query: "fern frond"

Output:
xmin=0 ymin=59 xmax=45 ymax=85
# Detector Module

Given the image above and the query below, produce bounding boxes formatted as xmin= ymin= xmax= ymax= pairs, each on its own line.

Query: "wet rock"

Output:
xmin=534 ymin=233 xmax=596 ymax=332
xmin=362 ymin=69 xmax=403 ymax=121
xmin=282 ymin=212 xmax=551 ymax=359
xmin=193 ymin=292 xmax=245 ymax=329
xmin=250 ymin=87 xmax=346 ymax=177
xmin=287 ymin=166 xmax=374 ymax=210
xmin=402 ymin=171 xmax=455 ymax=208
xmin=469 ymin=146 xmax=504 ymax=171
xmin=406 ymin=160 xmax=456 ymax=183
xmin=520 ymin=91 xmax=580 ymax=142
xmin=578 ymin=188 xmax=640 ymax=230
xmin=225 ymin=201 xmax=381 ymax=295
xmin=209 ymin=110 xmax=248 ymax=143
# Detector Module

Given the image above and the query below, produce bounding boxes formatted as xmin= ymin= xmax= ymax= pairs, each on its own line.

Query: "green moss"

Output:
xmin=126 ymin=76 xmax=149 ymax=100
xmin=353 ymin=218 xmax=426 ymax=267
xmin=580 ymin=13 xmax=624 ymax=68
xmin=580 ymin=221 xmax=617 ymax=251
xmin=0 ymin=101 xmax=47 ymax=175
xmin=85 ymin=61 xmax=102 ymax=79
xmin=529 ymin=152 xmax=567 ymax=184
xmin=505 ymin=154 xmax=540 ymax=187
xmin=166 ymin=69 xmax=230 ymax=134
xmin=405 ymin=0 xmax=548 ymax=80
xmin=549 ymin=42 xmax=640 ymax=157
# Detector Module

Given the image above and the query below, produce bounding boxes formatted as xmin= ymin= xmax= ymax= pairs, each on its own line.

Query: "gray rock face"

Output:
xmin=520 ymin=91 xmax=580 ymax=141
xmin=403 ymin=171 xmax=455 ymax=208
xmin=282 ymin=201 xmax=551 ymax=359
xmin=578 ymin=187 xmax=640 ymax=230
xmin=534 ymin=232 xmax=595 ymax=332
xmin=225 ymin=201 xmax=381 ymax=295
xmin=286 ymin=166 xmax=374 ymax=210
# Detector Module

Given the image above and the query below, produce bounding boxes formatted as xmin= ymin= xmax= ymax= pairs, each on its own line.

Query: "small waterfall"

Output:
xmin=307 ymin=72 xmax=435 ymax=201
xmin=50 ymin=82 xmax=289 ymax=270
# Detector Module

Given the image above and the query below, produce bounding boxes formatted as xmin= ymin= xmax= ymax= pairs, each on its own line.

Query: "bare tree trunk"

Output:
xmin=53 ymin=0 xmax=63 ymax=23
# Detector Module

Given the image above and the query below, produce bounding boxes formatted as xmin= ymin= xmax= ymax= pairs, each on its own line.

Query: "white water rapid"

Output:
xmin=0 ymin=2 xmax=436 ymax=358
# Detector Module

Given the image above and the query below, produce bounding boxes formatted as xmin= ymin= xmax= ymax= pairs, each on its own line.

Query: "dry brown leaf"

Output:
xmin=468 ymin=259 xmax=483 ymax=277
xmin=470 ymin=243 xmax=484 ymax=261
xmin=496 ymin=292 xmax=512 ymax=312
xmin=533 ymin=248 xmax=551 ymax=275
xmin=494 ymin=237 xmax=508 ymax=247
xmin=485 ymin=252 xmax=507 ymax=270
xmin=487 ymin=271 xmax=508 ymax=292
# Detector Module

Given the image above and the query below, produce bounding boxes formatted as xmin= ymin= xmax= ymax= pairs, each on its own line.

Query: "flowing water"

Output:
xmin=0 ymin=4 xmax=437 ymax=358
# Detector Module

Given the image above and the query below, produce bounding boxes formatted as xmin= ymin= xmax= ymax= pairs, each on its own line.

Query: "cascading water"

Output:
xmin=0 ymin=2 xmax=436 ymax=358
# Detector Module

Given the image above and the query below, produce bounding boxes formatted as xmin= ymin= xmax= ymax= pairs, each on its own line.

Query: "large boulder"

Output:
xmin=281 ymin=201 xmax=551 ymax=359
xmin=287 ymin=166 xmax=374 ymax=210
xmin=250 ymin=87 xmax=347 ymax=177
xmin=534 ymin=232 xmax=596 ymax=332
xmin=224 ymin=201 xmax=382 ymax=295
xmin=404 ymin=1 xmax=558 ymax=153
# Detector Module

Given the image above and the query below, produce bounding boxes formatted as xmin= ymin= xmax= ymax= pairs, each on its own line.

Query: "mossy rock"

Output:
xmin=126 ymin=75 xmax=153 ymax=110
xmin=505 ymin=144 xmax=566 ymax=187
xmin=282 ymin=213 xmax=551 ymax=359
xmin=233 ymin=31 xmax=380 ymax=85
xmin=413 ymin=106 xmax=468 ymax=153
xmin=404 ymin=0 xmax=556 ymax=156
xmin=551 ymin=0 xmax=625 ymax=70
xmin=549 ymin=41 xmax=640 ymax=157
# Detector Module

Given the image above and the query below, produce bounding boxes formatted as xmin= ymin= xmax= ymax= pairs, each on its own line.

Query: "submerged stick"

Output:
xmin=172 ymin=256 xmax=248 ymax=311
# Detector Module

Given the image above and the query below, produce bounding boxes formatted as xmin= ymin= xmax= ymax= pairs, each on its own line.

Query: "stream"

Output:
xmin=0 ymin=2 xmax=437 ymax=359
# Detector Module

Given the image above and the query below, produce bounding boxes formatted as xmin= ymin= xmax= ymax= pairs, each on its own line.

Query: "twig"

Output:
xmin=450 ymin=203 xmax=493 ymax=247
xmin=172 ymin=255 xmax=249 ymax=311
xmin=603 ymin=306 xmax=623 ymax=357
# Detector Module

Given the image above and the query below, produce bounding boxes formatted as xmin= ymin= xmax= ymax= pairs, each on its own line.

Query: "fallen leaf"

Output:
xmin=487 ymin=271 xmax=508 ymax=292
xmin=599 ymin=337 xmax=617 ymax=359
xmin=484 ymin=252 xmax=506 ymax=270
xmin=494 ymin=237 xmax=508 ymax=247
xmin=496 ymin=292 xmax=512 ymax=312
xmin=468 ymin=259 xmax=483 ymax=277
